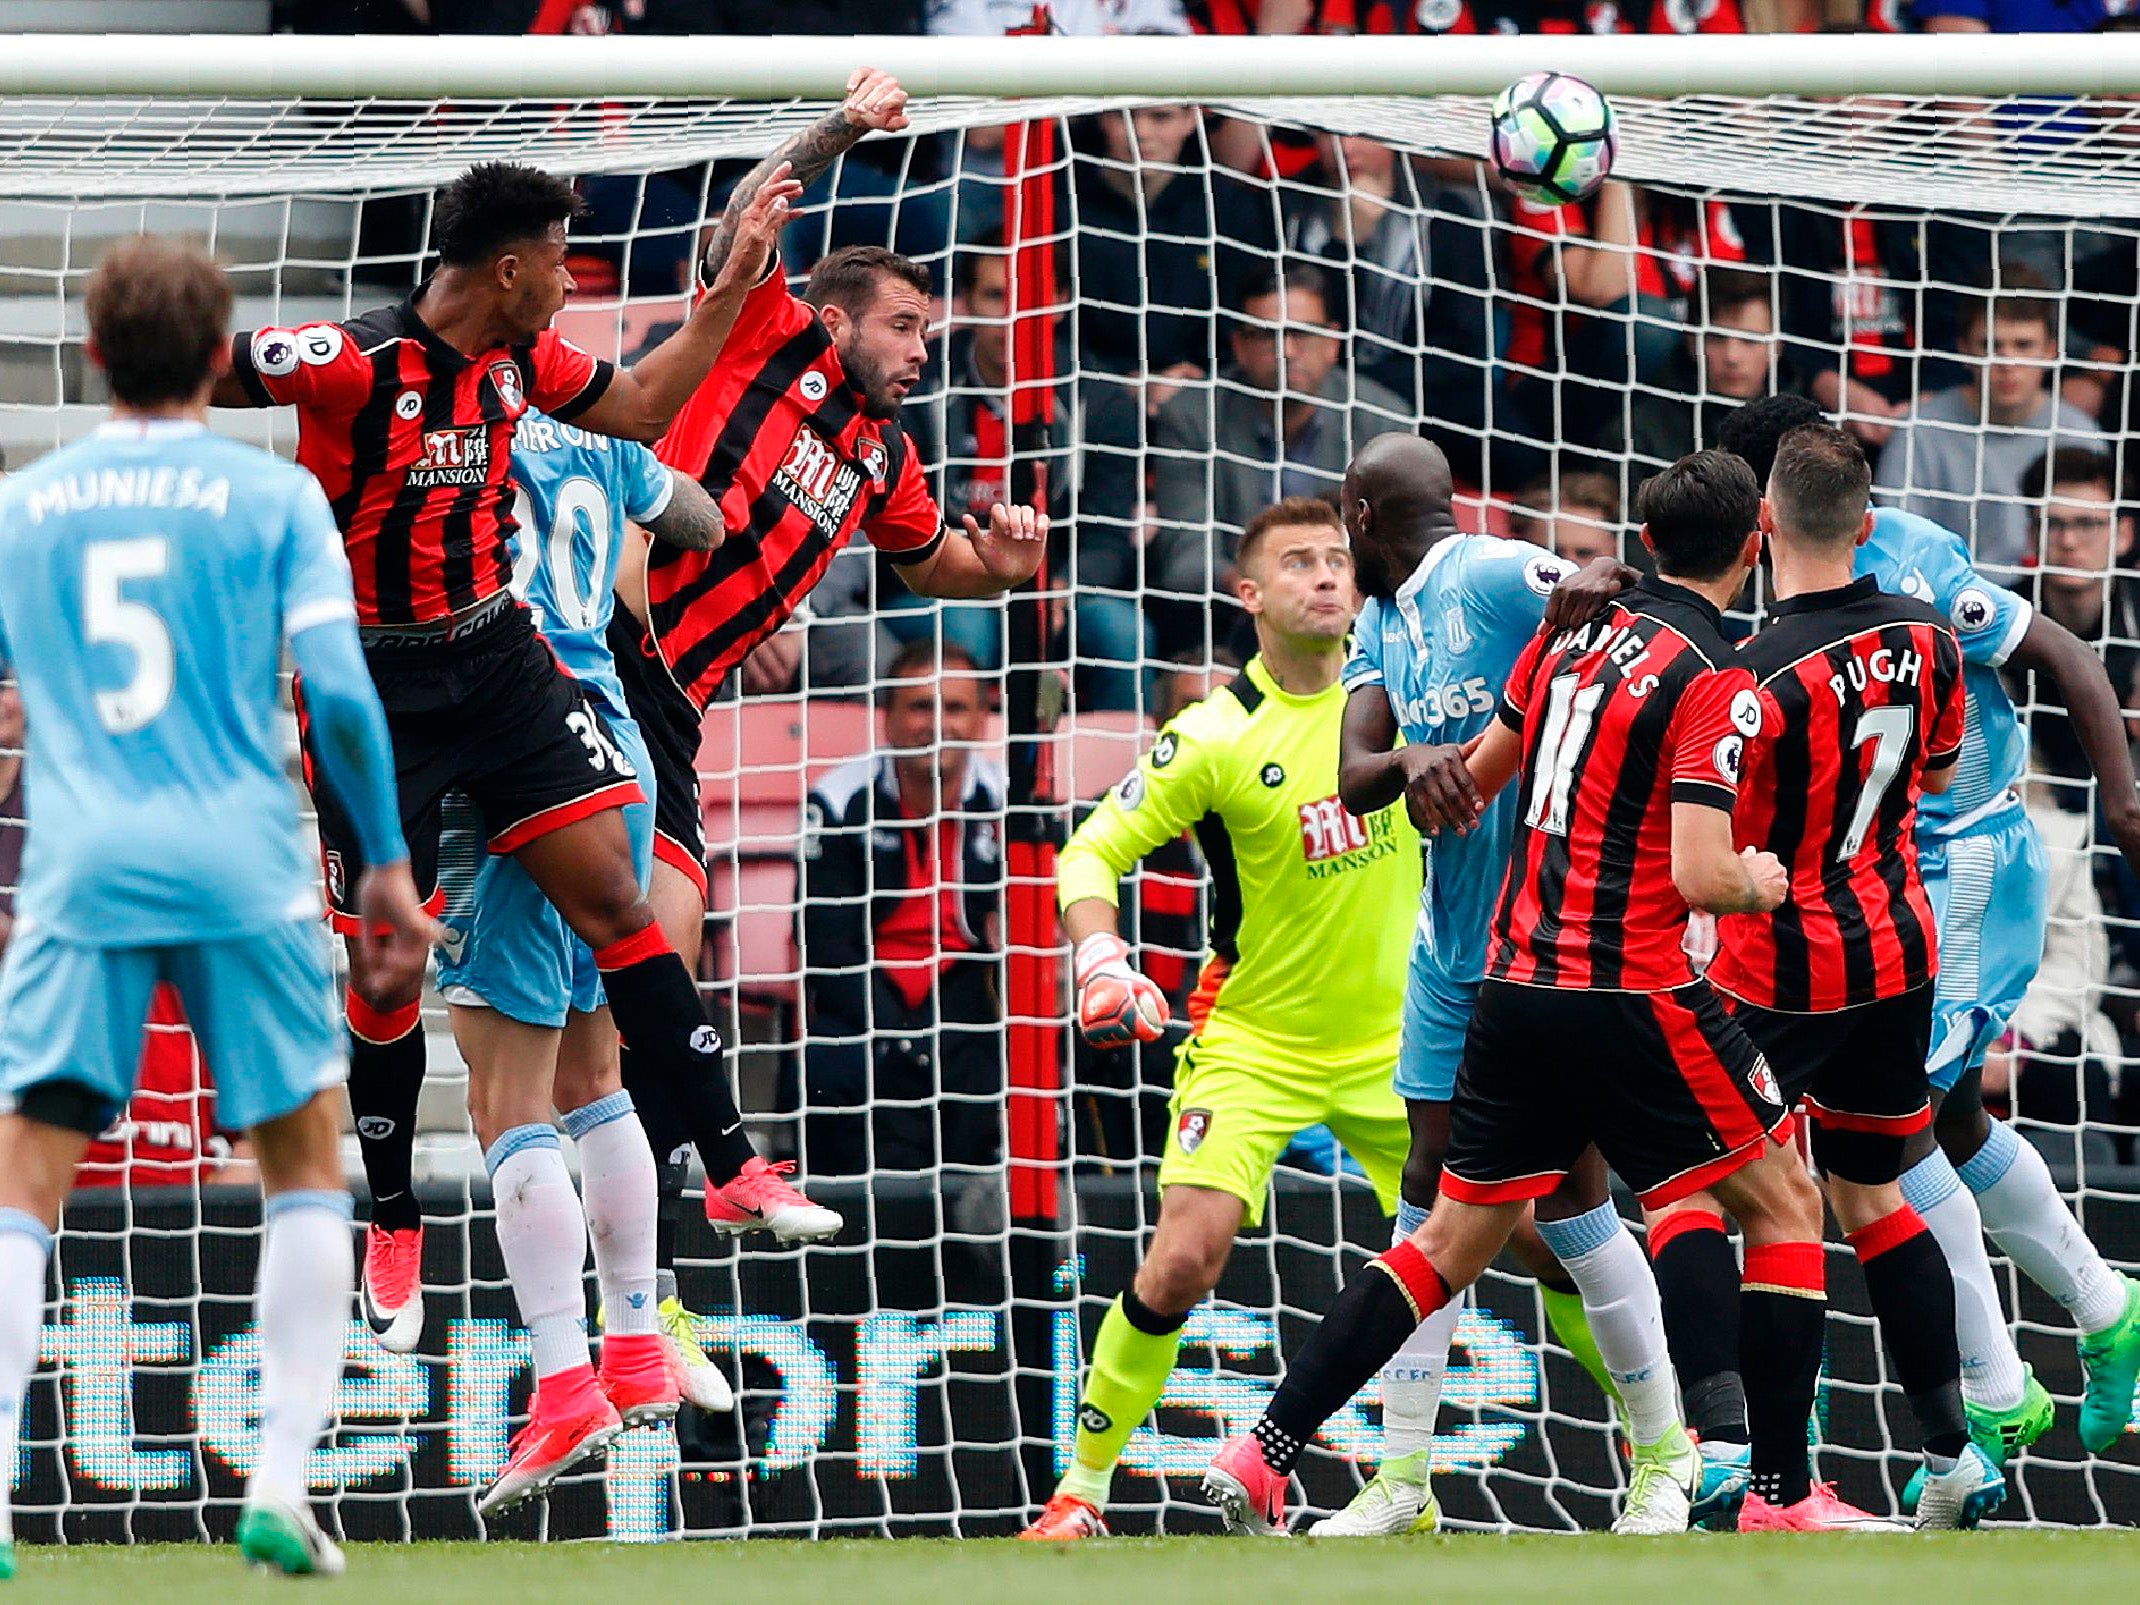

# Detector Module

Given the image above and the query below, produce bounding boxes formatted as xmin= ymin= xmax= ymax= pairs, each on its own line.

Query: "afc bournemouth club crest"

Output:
xmin=489 ymin=361 xmax=524 ymax=414
xmin=1176 ymin=1107 xmax=1213 ymax=1155
xmin=1749 ymin=1057 xmax=1781 ymax=1107
xmin=858 ymin=436 xmax=889 ymax=492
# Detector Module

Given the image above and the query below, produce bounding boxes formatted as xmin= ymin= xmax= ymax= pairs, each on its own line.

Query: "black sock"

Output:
xmin=345 ymin=1013 xmax=426 ymax=1235
xmin=1652 ymin=1214 xmax=1748 ymax=1443
xmin=1741 ymin=1242 xmax=1825 ymax=1508
xmin=599 ymin=944 xmax=756 ymax=1186
xmin=1258 ymin=1243 xmax=1450 ymax=1472
xmin=1852 ymin=1209 xmax=1968 ymax=1460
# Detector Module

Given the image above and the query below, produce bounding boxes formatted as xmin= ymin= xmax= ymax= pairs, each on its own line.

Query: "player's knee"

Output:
xmin=1719 ymin=1143 xmax=1823 ymax=1243
xmin=570 ymin=894 xmax=656 ymax=956
xmin=1934 ymin=1094 xmax=1991 ymax=1161
xmin=1823 ymin=1174 xmax=1903 ymax=1237
xmin=1135 ymin=1238 xmax=1228 ymax=1316
xmin=1401 ymin=1147 xmax=1443 ymax=1207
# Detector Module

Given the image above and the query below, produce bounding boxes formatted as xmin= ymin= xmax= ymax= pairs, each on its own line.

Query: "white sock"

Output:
xmin=563 ymin=1091 xmax=660 ymax=1338
xmin=1902 ymin=1149 xmax=2029 ymax=1410
xmin=1960 ymin=1119 xmax=2128 ymax=1334
xmin=0 ymin=1211 xmax=53 ymax=1545
xmin=253 ymin=1191 xmax=355 ymax=1509
xmin=486 ymin=1126 xmax=592 ymax=1380
xmin=1535 ymin=1202 xmax=1679 ymax=1446
xmin=1380 ymin=1201 xmax=1457 ymax=1467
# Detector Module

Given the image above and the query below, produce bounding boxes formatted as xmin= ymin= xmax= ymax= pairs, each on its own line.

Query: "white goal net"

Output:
xmin=4 ymin=32 xmax=2138 ymax=1543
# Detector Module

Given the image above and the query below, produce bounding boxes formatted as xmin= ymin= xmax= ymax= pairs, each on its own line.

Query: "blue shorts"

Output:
xmin=1921 ymin=805 xmax=2048 ymax=1093
xmin=1396 ymin=940 xmax=1478 ymax=1104
xmin=0 ymin=918 xmax=345 ymax=1133
xmin=435 ymin=713 xmax=654 ymax=1029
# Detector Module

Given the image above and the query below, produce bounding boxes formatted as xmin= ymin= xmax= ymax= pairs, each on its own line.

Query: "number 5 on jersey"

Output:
xmin=85 ymin=537 xmax=174 ymax=734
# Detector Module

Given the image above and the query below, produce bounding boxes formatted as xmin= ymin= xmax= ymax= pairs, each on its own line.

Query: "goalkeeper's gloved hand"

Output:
xmin=1073 ymin=932 xmax=1170 ymax=1049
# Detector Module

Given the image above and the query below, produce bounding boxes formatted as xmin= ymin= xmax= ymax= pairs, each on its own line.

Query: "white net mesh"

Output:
xmin=4 ymin=73 xmax=2139 ymax=1542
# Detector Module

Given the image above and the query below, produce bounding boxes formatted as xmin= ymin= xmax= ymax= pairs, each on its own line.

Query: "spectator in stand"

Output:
xmin=2012 ymin=447 xmax=2140 ymax=803
xmin=1506 ymin=470 xmax=1621 ymax=566
xmin=1608 ymin=265 xmax=1780 ymax=488
xmin=931 ymin=0 xmax=1185 ymax=29
xmin=1149 ymin=265 xmax=1406 ymax=635
xmin=1875 ymin=268 xmax=2105 ymax=577
xmin=1503 ymin=179 xmax=1750 ymax=458
xmin=800 ymin=642 xmax=1008 ymax=1179
xmin=1281 ymin=133 xmax=1493 ymax=480
xmin=1912 ymin=0 xmax=2113 ymax=32
xmin=1067 ymin=106 xmax=1275 ymax=397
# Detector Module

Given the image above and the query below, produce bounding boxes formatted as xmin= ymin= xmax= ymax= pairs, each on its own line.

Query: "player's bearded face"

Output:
xmin=835 ymin=281 xmax=931 ymax=421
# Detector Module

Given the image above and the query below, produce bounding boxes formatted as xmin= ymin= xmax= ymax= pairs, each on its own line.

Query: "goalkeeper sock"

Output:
xmin=565 ymin=1090 xmax=660 ymax=1338
xmin=1535 ymin=1203 xmax=1674 ymax=1445
xmin=1848 ymin=1205 xmax=1968 ymax=1459
xmin=1648 ymin=1209 xmax=1748 ymax=1444
xmin=1378 ymin=1200 xmax=1456 ymax=1466
xmin=345 ymin=991 xmax=425 ymax=1234
xmin=486 ymin=1125 xmax=594 ymax=1385
xmin=1061 ymin=1290 xmax=1188 ymax=1507
xmin=1740 ymin=1241 xmax=1825 ymax=1508
xmin=1257 ymin=1241 xmax=1451 ymax=1474
xmin=1901 ymin=1150 xmax=2029 ymax=1409
xmin=597 ymin=930 xmax=756 ymax=1188
xmin=0 ymin=1210 xmax=53 ymax=1546
xmin=1960 ymin=1118 xmax=2127 ymax=1333
xmin=253 ymin=1191 xmax=355 ymax=1508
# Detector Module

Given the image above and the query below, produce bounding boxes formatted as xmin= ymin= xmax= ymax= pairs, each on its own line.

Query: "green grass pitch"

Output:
xmin=13 ymin=1532 xmax=2140 ymax=1605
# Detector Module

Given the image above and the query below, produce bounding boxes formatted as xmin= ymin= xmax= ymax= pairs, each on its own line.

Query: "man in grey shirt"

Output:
xmin=1876 ymin=274 xmax=2104 ymax=575
xmin=1151 ymin=264 xmax=1408 ymax=602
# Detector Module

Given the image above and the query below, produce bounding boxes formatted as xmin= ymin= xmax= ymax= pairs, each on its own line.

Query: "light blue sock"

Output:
xmin=1395 ymin=1198 xmax=1429 ymax=1244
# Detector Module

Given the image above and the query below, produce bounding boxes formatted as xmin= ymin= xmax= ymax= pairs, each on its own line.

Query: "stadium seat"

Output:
xmin=1040 ymin=710 xmax=1154 ymax=802
xmin=552 ymin=299 xmax=686 ymax=368
xmin=705 ymin=856 xmax=803 ymax=1022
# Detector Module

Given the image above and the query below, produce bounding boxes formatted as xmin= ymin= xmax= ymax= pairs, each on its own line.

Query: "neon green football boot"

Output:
xmin=2078 ymin=1274 xmax=2140 ymax=1455
xmin=0 ymin=1537 xmax=15 ymax=1581
xmin=235 ymin=1498 xmax=345 ymax=1577
xmin=1903 ymin=1364 xmax=2053 ymax=1513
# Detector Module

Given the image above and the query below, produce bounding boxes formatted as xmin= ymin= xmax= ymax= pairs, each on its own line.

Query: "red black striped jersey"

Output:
xmin=1709 ymin=576 xmax=1965 ymax=1013
xmin=230 ymin=298 xmax=613 ymax=627
xmin=1489 ymin=575 xmax=1758 ymax=993
xmin=647 ymin=261 xmax=945 ymax=712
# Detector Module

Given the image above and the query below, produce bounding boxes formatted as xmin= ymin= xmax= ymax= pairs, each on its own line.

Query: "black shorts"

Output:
xmin=607 ymin=607 xmax=707 ymax=903
xmin=1443 ymin=979 xmax=1793 ymax=1209
xmin=304 ymin=600 xmax=643 ymax=932
xmin=1727 ymin=986 xmax=1934 ymax=1139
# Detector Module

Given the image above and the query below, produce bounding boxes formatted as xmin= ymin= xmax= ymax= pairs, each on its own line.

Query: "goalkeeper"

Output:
xmin=1021 ymin=498 xmax=1419 ymax=1541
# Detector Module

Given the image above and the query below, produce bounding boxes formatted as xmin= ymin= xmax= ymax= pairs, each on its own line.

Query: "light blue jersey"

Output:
xmin=1859 ymin=509 xmax=2045 ymax=1087
xmin=0 ymin=417 xmax=401 ymax=1133
xmin=435 ymin=411 xmax=666 ymax=1027
xmin=507 ymin=409 xmax=672 ymax=719
xmin=1859 ymin=508 xmax=2033 ymax=836
xmin=0 ymin=421 xmax=359 ymax=945
xmin=1341 ymin=535 xmax=1569 ymax=1101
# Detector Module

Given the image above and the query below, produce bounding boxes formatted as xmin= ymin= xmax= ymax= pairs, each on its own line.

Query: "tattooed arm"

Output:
xmin=641 ymin=470 xmax=725 ymax=553
xmin=701 ymin=66 xmax=911 ymax=284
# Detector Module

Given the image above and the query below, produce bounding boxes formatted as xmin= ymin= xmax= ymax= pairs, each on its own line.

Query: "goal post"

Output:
xmin=3 ymin=31 xmax=2139 ymax=1543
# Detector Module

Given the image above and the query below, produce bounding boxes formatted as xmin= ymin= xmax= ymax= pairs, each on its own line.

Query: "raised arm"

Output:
xmin=2008 ymin=611 xmax=2140 ymax=872
xmin=702 ymin=67 xmax=910 ymax=286
xmin=569 ymin=171 xmax=802 ymax=443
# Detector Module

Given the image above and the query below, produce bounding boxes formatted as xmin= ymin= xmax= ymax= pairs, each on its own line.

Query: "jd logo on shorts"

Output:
xmin=356 ymin=1116 xmax=396 ymax=1141
xmin=1078 ymin=1405 xmax=1113 ymax=1435
xmin=690 ymin=1024 xmax=724 ymax=1056
xmin=1177 ymin=1108 xmax=1213 ymax=1154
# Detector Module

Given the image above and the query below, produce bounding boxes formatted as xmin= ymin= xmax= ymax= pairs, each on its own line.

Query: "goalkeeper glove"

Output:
xmin=1073 ymin=932 xmax=1170 ymax=1049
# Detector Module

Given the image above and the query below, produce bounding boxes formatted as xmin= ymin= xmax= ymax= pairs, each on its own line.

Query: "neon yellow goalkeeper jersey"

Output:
xmin=1059 ymin=656 xmax=1420 ymax=1062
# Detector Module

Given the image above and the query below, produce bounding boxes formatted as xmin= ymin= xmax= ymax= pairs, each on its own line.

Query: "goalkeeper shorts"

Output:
xmin=435 ymin=711 xmax=654 ymax=1029
xmin=1158 ymin=1034 xmax=1408 ymax=1227
xmin=1919 ymin=807 xmax=2047 ymax=1093
xmin=0 ymin=918 xmax=345 ymax=1135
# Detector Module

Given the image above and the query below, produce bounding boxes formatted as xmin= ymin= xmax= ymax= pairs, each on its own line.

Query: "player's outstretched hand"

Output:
xmin=1072 ymin=932 xmax=1170 ymax=1049
xmin=2106 ymin=798 xmax=2140 ymax=879
xmin=1542 ymin=556 xmax=1641 ymax=634
xmin=713 ymin=165 xmax=803 ymax=294
xmin=842 ymin=67 xmax=911 ymax=133
xmin=1398 ymin=742 xmax=1482 ymax=835
xmin=1740 ymin=846 xmax=1788 ymax=914
xmin=353 ymin=861 xmax=439 ymax=1004
xmin=964 ymin=503 xmax=1050 ymax=585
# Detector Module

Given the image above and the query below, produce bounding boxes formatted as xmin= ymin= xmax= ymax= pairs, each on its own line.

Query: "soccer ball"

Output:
xmin=1489 ymin=72 xmax=1617 ymax=208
